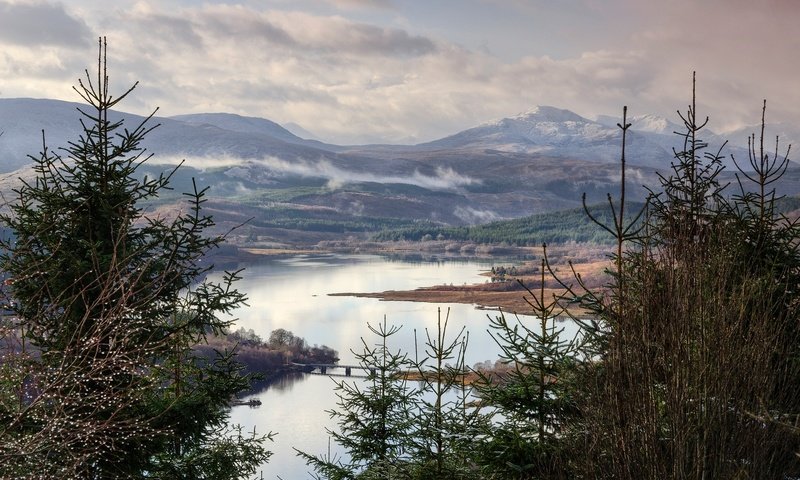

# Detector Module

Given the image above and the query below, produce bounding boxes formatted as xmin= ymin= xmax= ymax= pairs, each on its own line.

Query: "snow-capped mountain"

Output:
xmin=424 ymin=106 xmax=614 ymax=151
xmin=419 ymin=106 xmax=671 ymax=168
xmin=724 ymin=122 xmax=799 ymax=158
xmin=596 ymin=113 xmax=684 ymax=135
xmin=0 ymin=98 xmax=797 ymax=241
xmin=595 ymin=111 xmax=759 ymax=169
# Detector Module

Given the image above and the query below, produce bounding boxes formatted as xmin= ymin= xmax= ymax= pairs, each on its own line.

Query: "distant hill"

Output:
xmin=0 ymin=97 xmax=796 ymax=247
xmin=0 ymin=98 xmax=339 ymax=173
xmin=281 ymin=121 xmax=324 ymax=142
xmin=169 ymin=112 xmax=342 ymax=152
xmin=724 ymin=122 xmax=799 ymax=160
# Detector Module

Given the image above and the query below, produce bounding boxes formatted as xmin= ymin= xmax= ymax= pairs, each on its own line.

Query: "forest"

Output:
xmin=371 ymin=202 xmax=642 ymax=245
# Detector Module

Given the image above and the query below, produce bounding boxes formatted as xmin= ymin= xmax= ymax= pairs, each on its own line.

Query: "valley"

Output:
xmin=2 ymin=97 xmax=799 ymax=257
xmin=5 ymin=98 xmax=795 ymax=317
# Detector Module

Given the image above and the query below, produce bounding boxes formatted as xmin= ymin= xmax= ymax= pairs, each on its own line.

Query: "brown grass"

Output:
xmin=331 ymin=245 xmax=612 ymax=316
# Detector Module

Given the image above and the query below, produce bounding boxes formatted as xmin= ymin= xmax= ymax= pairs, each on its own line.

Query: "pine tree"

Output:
xmin=577 ymin=77 xmax=800 ymax=478
xmin=0 ymin=38 xmax=270 ymax=478
xmin=474 ymin=249 xmax=584 ymax=479
xmin=297 ymin=317 xmax=417 ymax=480
xmin=406 ymin=308 xmax=484 ymax=479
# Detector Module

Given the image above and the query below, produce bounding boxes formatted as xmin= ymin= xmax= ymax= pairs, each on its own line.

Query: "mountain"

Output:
xmin=0 ymin=98 xmax=89 ymax=172
xmin=282 ymin=122 xmax=323 ymax=141
xmin=423 ymin=106 xmax=612 ymax=151
xmin=169 ymin=112 xmax=342 ymax=152
xmin=0 ymin=98 xmax=797 ymax=247
xmin=170 ymin=112 xmax=304 ymax=141
xmin=422 ymin=106 xmax=611 ymax=151
xmin=724 ymin=122 xmax=799 ymax=159
xmin=596 ymin=113 xmax=684 ymax=135
xmin=418 ymin=106 xmax=671 ymax=168
xmin=0 ymin=98 xmax=344 ymax=173
xmin=596 ymin=112 xmax=764 ymax=169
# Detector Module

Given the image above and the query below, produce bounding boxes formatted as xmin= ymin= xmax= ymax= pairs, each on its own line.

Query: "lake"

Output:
xmin=219 ymin=253 xmax=579 ymax=479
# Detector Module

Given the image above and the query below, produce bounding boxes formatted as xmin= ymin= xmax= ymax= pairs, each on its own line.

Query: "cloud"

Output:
xmin=152 ymin=154 xmax=244 ymax=170
xmin=83 ymin=4 xmax=439 ymax=138
xmin=196 ymin=6 xmax=298 ymax=49
xmin=263 ymin=10 xmax=436 ymax=57
xmin=126 ymin=6 xmax=204 ymax=49
xmin=0 ymin=1 xmax=797 ymax=145
xmin=321 ymin=0 xmax=394 ymax=10
xmin=253 ymin=156 xmax=478 ymax=191
xmin=161 ymin=153 xmax=480 ymax=192
xmin=138 ymin=5 xmax=436 ymax=58
xmin=0 ymin=1 xmax=92 ymax=47
xmin=453 ymin=206 xmax=500 ymax=224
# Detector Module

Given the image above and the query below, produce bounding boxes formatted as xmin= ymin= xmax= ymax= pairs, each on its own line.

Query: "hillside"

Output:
xmin=0 ymin=98 xmax=796 ymax=247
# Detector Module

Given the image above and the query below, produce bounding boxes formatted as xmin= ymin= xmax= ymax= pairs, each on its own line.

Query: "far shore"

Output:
xmin=235 ymin=238 xmax=544 ymax=259
xmin=239 ymin=247 xmax=325 ymax=257
xmin=233 ymin=240 xmax=611 ymax=316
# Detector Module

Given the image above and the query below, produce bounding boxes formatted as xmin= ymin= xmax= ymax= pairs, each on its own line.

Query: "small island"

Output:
xmin=195 ymin=327 xmax=340 ymax=387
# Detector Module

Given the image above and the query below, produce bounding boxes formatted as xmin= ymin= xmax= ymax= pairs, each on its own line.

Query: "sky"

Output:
xmin=0 ymin=0 xmax=797 ymax=144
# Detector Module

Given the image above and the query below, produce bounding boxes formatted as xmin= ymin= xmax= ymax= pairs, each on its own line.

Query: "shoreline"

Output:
xmin=329 ymin=285 xmax=597 ymax=317
xmin=236 ymin=241 xmax=611 ymax=316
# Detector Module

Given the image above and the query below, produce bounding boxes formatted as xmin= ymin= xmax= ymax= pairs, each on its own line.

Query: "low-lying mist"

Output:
xmin=153 ymin=154 xmax=480 ymax=192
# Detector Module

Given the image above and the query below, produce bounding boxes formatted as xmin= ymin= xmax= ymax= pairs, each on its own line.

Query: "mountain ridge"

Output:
xmin=0 ymin=97 xmax=779 ymax=171
xmin=0 ymin=97 xmax=797 ymax=247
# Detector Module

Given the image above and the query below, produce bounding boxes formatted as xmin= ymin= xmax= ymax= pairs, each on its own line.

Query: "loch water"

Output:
xmin=218 ymin=253 xmax=578 ymax=479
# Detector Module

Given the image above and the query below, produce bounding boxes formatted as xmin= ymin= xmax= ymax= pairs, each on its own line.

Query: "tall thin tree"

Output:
xmin=0 ymin=38 xmax=270 ymax=479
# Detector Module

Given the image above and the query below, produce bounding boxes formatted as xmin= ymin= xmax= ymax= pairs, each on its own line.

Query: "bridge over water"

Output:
xmin=292 ymin=362 xmax=378 ymax=377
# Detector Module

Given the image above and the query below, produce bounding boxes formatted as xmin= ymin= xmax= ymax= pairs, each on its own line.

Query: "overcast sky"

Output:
xmin=0 ymin=0 xmax=797 ymax=144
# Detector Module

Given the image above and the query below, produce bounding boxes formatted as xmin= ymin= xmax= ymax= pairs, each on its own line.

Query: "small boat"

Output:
xmin=230 ymin=398 xmax=262 ymax=407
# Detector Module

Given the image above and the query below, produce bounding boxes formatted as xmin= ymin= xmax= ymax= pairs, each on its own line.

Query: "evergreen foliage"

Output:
xmin=299 ymin=312 xmax=487 ymax=480
xmin=297 ymin=318 xmax=418 ymax=479
xmin=567 ymin=80 xmax=800 ymax=478
xmin=371 ymin=203 xmax=641 ymax=245
xmin=475 ymin=251 xmax=586 ymax=479
xmin=0 ymin=39 xmax=270 ymax=478
xmin=406 ymin=308 xmax=484 ymax=479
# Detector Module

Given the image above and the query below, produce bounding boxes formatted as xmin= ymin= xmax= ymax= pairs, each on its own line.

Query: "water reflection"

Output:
xmin=215 ymin=253 xmax=515 ymax=367
xmin=218 ymin=253 xmax=573 ymax=479
xmin=247 ymin=371 xmax=306 ymax=395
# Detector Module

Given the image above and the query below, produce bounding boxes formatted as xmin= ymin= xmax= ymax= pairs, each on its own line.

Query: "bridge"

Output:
xmin=291 ymin=363 xmax=464 ymax=384
xmin=292 ymin=362 xmax=378 ymax=377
